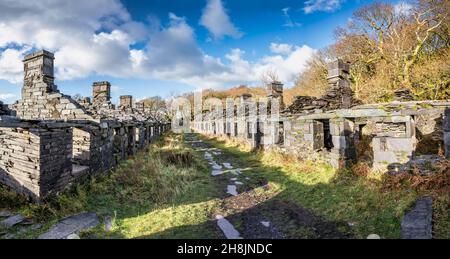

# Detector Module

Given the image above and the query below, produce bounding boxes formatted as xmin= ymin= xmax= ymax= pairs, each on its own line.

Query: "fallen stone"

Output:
xmin=367 ymin=234 xmax=381 ymax=239
xmin=212 ymin=170 xmax=224 ymax=176
xmin=215 ymin=215 xmax=242 ymax=239
xmin=212 ymin=164 xmax=223 ymax=170
xmin=104 ymin=216 xmax=113 ymax=232
xmin=260 ymin=221 xmax=271 ymax=227
xmin=1 ymin=214 xmax=25 ymax=228
xmin=223 ymin=163 xmax=233 ymax=169
xmin=401 ymin=197 xmax=433 ymax=239
xmin=234 ymin=181 xmax=244 ymax=185
xmin=38 ymin=212 xmax=100 ymax=239
xmin=19 ymin=218 xmax=34 ymax=225
xmin=0 ymin=210 xmax=13 ymax=217
xmin=227 ymin=185 xmax=238 ymax=196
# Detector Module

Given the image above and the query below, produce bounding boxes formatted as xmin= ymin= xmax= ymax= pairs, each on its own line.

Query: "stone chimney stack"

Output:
xmin=0 ymin=100 xmax=5 ymax=115
xmin=92 ymin=81 xmax=111 ymax=105
xmin=267 ymin=81 xmax=284 ymax=110
xmin=22 ymin=50 xmax=57 ymax=97
xmin=119 ymin=95 xmax=133 ymax=109
xmin=326 ymin=59 xmax=353 ymax=109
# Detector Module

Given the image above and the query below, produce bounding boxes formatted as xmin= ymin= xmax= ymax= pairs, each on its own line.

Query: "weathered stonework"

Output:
xmin=92 ymin=81 xmax=111 ymax=105
xmin=444 ymin=108 xmax=450 ymax=158
xmin=193 ymin=59 xmax=450 ymax=172
xmin=0 ymin=120 xmax=73 ymax=201
xmin=119 ymin=95 xmax=133 ymax=109
xmin=12 ymin=51 xmax=91 ymax=120
xmin=0 ymin=50 xmax=170 ymax=202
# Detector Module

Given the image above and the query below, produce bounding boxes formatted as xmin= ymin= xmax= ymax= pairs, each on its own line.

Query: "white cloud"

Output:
xmin=0 ymin=0 xmax=144 ymax=81
xmin=303 ymin=0 xmax=344 ymax=14
xmin=189 ymin=45 xmax=316 ymax=88
xmin=200 ymin=0 xmax=242 ymax=39
xmin=0 ymin=0 xmax=315 ymax=92
xmin=270 ymin=43 xmax=293 ymax=55
xmin=282 ymin=7 xmax=302 ymax=28
xmin=0 ymin=47 xmax=30 ymax=84
xmin=0 ymin=93 xmax=16 ymax=100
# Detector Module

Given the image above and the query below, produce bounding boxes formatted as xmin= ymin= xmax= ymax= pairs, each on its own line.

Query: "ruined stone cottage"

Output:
xmin=192 ymin=59 xmax=450 ymax=172
xmin=0 ymin=50 xmax=170 ymax=202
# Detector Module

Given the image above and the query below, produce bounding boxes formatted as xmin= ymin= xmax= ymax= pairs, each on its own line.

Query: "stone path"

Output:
xmin=185 ymin=133 xmax=277 ymax=239
xmin=185 ymin=133 xmax=352 ymax=239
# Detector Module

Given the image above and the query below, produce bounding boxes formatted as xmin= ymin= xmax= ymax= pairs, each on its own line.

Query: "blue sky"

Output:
xmin=0 ymin=0 xmax=401 ymax=104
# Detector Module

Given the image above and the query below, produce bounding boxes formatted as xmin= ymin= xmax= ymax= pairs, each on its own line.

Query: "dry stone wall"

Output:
xmin=0 ymin=120 xmax=73 ymax=201
xmin=444 ymin=108 xmax=450 ymax=158
xmin=0 ymin=50 xmax=170 ymax=202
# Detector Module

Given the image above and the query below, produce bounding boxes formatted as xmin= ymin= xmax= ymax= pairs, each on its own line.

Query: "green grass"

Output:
xmin=0 ymin=133 xmax=222 ymax=239
xmin=1 ymin=132 xmax=448 ymax=239
xmin=202 ymin=134 xmax=449 ymax=239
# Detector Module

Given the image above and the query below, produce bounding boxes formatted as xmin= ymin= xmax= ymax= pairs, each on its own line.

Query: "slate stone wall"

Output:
xmin=0 ymin=50 xmax=171 ymax=202
xmin=0 ymin=122 xmax=73 ymax=201
xmin=192 ymin=59 xmax=449 ymax=170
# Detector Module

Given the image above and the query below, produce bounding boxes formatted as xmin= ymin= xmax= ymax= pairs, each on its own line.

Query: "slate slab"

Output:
xmin=215 ymin=215 xmax=242 ymax=239
xmin=260 ymin=221 xmax=271 ymax=227
xmin=401 ymin=197 xmax=432 ymax=239
xmin=212 ymin=170 xmax=224 ymax=176
xmin=1 ymin=214 xmax=25 ymax=228
xmin=38 ymin=212 xmax=100 ymax=239
xmin=0 ymin=210 xmax=13 ymax=217
xmin=223 ymin=163 xmax=233 ymax=169
xmin=227 ymin=185 xmax=238 ymax=196
xmin=212 ymin=164 xmax=223 ymax=170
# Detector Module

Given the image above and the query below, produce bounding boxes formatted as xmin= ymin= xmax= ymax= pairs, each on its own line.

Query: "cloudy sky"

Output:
xmin=0 ymin=0 xmax=402 ymax=104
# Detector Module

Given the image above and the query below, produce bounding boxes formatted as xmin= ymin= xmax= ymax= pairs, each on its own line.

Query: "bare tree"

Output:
xmin=260 ymin=68 xmax=280 ymax=86
xmin=140 ymin=96 xmax=170 ymax=121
